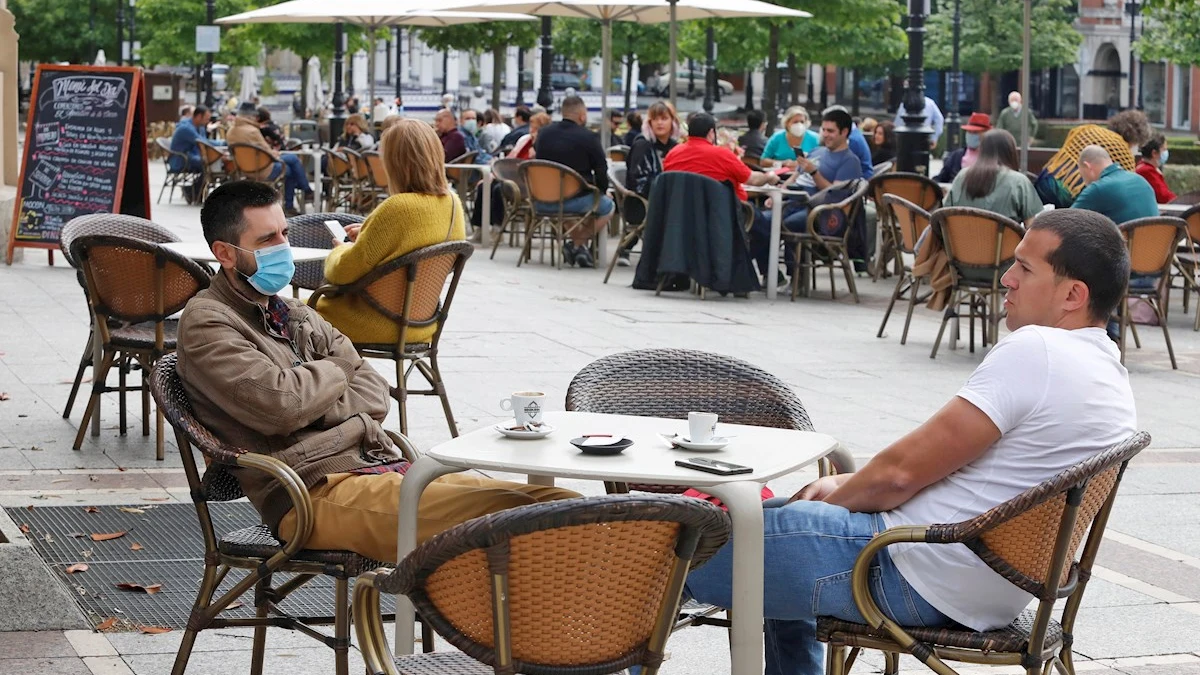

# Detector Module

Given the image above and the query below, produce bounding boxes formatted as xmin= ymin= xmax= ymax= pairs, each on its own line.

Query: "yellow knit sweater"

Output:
xmin=316 ymin=192 xmax=466 ymax=345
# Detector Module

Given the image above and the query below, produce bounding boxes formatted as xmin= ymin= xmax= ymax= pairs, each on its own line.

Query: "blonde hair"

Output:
xmin=529 ymin=112 xmax=551 ymax=133
xmin=642 ymin=100 xmax=681 ymax=141
xmin=381 ymin=119 xmax=450 ymax=195
xmin=781 ymin=106 xmax=809 ymax=128
xmin=345 ymin=114 xmax=369 ymax=134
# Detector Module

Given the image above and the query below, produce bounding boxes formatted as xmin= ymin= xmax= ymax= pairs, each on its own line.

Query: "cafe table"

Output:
xmin=392 ymin=410 xmax=841 ymax=675
xmin=1160 ymin=203 xmax=1192 ymax=216
xmin=445 ymin=163 xmax=497 ymax=248
xmin=162 ymin=241 xmax=333 ymax=264
xmin=743 ymin=183 xmax=786 ymax=300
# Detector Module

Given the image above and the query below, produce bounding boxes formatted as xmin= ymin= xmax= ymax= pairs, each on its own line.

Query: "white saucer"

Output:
xmin=662 ymin=434 xmax=729 ymax=451
xmin=495 ymin=423 xmax=555 ymax=440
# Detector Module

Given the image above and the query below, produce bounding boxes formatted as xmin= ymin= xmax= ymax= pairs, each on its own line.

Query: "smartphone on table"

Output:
xmin=675 ymin=457 xmax=753 ymax=476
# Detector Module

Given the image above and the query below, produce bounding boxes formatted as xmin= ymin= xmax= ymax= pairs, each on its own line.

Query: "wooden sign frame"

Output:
xmin=6 ymin=64 xmax=151 ymax=265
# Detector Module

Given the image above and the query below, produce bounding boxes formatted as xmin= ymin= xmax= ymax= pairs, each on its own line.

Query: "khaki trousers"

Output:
xmin=278 ymin=472 xmax=580 ymax=563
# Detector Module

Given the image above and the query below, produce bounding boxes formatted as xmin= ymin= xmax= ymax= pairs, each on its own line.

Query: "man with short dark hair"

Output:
xmin=499 ymin=107 xmax=532 ymax=149
xmin=662 ymin=112 xmax=779 ymax=203
xmin=177 ymin=181 xmax=579 ymax=563
xmin=738 ymin=109 xmax=768 ymax=158
xmin=533 ymin=95 xmax=615 ymax=268
xmin=685 ymin=208 xmax=1136 ymax=674
xmin=798 ymin=108 xmax=863 ymax=190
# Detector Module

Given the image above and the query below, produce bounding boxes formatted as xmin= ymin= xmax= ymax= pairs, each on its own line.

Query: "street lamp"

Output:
xmin=896 ymin=0 xmax=932 ymax=175
xmin=203 ymin=0 xmax=214 ymax=107
xmin=331 ymin=22 xmax=347 ymax=140
xmin=516 ymin=47 xmax=526 ymax=107
xmin=1126 ymin=0 xmax=1141 ymax=109
xmin=702 ymin=24 xmax=715 ymax=113
xmin=116 ymin=1 xmax=124 ymax=66
xmin=536 ymin=16 xmax=553 ymax=110
xmin=128 ymin=0 xmax=138 ymax=65
xmin=944 ymin=0 xmax=962 ymax=152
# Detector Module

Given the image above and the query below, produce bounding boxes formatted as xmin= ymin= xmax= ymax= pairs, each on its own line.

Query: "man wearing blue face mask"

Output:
xmin=176 ymin=181 xmax=580 ymax=563
xmin=934 ymin=112 xmax=991 ymax=183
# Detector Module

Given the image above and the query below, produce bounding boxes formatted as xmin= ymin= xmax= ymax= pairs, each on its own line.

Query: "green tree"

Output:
xmin=134 ymin=0 xmax=262 ymax=68
xmin=1137 ymin=0 xmax=1200 ymax=67
xmin=11 ymin=0 xmax=119 ymax=64
xmin=552 ymin=19 xmax=670 ymax=111
xmin=247 ymin=23 xmax=374 ymax=111
xmin=417 ymin=22 xmax=540 ymax=110
xmin=926 ymin=0 xmax=1080 ymax=110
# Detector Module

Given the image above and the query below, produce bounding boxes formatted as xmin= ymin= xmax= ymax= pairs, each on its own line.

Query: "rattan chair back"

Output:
xmin=1120 ymin=217 xmax=1185 ymax=277
xmin=932 ymin=207 xmax=1024 ymax=278
xmin=872 ymin=160 xmax=894 ymax=175
xmin=521 ymin=160 xmax=588 ymax=205
xmin=60 ymin=214 xmax=180 ymax=269
xmin=1182 ymin=205 xmax=1200 ymax=246
xmin=70 ymin=235 xmax=209 ymax=326
xmin=491 ymin=157 xmax=523 ymax=192
xmin=196 ymin=139 xmax=225 ymax=169
xmin=362 ymin=495 xmax=730 ymax=675
xmin=228 ymin=143 xmax=277 ymax=178
xmin=325 ymin=149 xmax=353 ymax=181
xmin=445 ymin=151 xmax=480 ymax=183
xmin=287 ymin=212 xmax=364 ymax=292
xmin=869 ymin=172 xmax=943 ymax=214
xmin=365 ymin=151 xmax=390 ymax=190
xmin=343 ymin=148 xmax=370 ymax=182
xmin=608 ymin=145 xmax=630 ymax=162
xmin=809 ymin=179 xmax=870 ymax=242
xmin=881 ymin=194 xmax=931 ymax=255
xmin=155 ymin=137 xmax=190 ymax=172
xmin=609 ymin=168 xmax=647 ymax=227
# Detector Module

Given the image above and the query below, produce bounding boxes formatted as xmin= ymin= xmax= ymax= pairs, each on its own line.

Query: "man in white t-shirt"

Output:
xmin=683 ymin=208 xmax=1136 ymax=675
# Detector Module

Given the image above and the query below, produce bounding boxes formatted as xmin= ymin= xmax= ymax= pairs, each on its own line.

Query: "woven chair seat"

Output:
xmin=218 ymin=524 xmax=384 ymax=577
xmin=108 ymin=319 xmax=179 ymax=350
xmin=816 ymin=609 xmax=1063 ymax=654
xmin=355 ymin=342 xmax=432 ymax=355
xmin=391 ymin=651 xmax=494 ymax=674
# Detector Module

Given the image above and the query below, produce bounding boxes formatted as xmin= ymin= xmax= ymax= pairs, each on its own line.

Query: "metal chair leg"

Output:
xmin=73 ymin=350 xmax=117 ymax=450
xmin=1154 ymin=300 xmax=1178 ymax=370
xmin=64 ymin=330 xmax=94 ymax=419
xmin=901 ymin=275 xmax=924 ymax=345
xmin=333 ymin=577 xmax=350 ymax=675
xmin=250 ymin=574 xmax=272 ymax=675
xmin=395 ymin=359 xmax=409 ymax=436
xmin=877 ymin=272 xmax=907 ymax=337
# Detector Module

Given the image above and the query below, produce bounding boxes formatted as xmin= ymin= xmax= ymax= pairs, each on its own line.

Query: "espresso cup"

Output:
xmin=501 ymin=391 xmax=546 ymax=426
xmin=688 ymin=412 xmax=719 ymax=443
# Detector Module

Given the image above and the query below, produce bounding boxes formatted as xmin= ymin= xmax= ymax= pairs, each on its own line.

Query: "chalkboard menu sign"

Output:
xmin=6 ymin=65 xmax=151 ymax=265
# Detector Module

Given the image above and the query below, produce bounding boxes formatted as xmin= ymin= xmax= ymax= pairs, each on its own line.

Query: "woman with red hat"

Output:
xmin=934 ymin=112 xmax=991 ymax=183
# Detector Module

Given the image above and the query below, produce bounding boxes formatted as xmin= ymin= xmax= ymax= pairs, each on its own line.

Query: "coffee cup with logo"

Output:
xmin=688 ymin=412 xmax=719 ymax=443
xmin=501 ymin=391 xmax=546 ymax=427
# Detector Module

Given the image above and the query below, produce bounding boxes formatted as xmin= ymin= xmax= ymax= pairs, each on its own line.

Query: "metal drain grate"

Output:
xmin=7 ymin=502 xmax=395 ymax=629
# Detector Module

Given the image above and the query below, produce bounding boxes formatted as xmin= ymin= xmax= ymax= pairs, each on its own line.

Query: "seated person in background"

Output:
xmin=685 ymin=208 xmax=1135 ymax=674
xmin=859 ymin=117 xmax=878 ymax=138
xmin=510 ymin=112 xmax=550 ymax=160
xmin=870 ymin=120 xmax=896 ymax=166
xmin=935 ymin=112 xmax=991 ymax=183
xmin=179 ymin=181 xmax=580 ymax=563
xmin=825 ymin=105 xmax=875 ymax=179
xmin=1072 ymin=144 xmax=1159 ymax=225
xmin=1135 ymin=133 xmax=1176 ymax=204
xmin=225 ymin=102 xmax=312 ymax=217
xmin=169 ymin=105 xmax=219 ymax=204
xmin=762 ymin=106 xmax=819 ymax=168
xmin=459 ymin=109 xmax=488 ymax=162
xmin=619 ymin=101 xmax=683 ymax=267
xmin=256 ymin=107 xmax=285 ymax=150
xmin=623 ymin=111 xmax=643 ymax=146
xmin=318 ymin=120 xmax=468 ymax=345
xmin=738 ymin=109 xmax=768 ymax=159
xmin=1036 ymin=124 xmax=1138 ymax=208
xmin=663 ymin=112 xmax=779 ymax=203
xmin=499 ymin=106 xmax=532 ymax=150
xmin=371 ymin=96 xmax=390 ymax=123
xmin=944 ymin=129 xmax=1043 ymax=226
xmin=434 ymin=108 xmax=468 ymax=161
xmin=533 ymin=95 xmax=616 ymax=269
xmin=608 ymin=109 xmax=625 ymax=140
xmin=478 ymin=108 xmax=512 ymax=154
xmin=333 ymin=114 xmax=376 ymax=153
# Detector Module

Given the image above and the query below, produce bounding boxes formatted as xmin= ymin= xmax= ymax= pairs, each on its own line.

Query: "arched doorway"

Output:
xmin=1093 ymin=44 xmax=1122 ymax=115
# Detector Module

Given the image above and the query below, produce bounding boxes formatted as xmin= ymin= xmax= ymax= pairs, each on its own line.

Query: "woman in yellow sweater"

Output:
xmin=316 ymin=118 xmax=466 ymax=344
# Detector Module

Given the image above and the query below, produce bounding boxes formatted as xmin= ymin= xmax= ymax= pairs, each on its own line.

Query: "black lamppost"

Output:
xmin=1126 ymin=0 xmax=1141 ymax=109
xmin=896 ymin=0 xmax=932 ymax=175
xmin=944 ymin=0 xmax=962 ymax=151
xmin=116 ymin=1 xmax=125 ymax=66
xmin=536 ymin=16 xmax=553 ymax=110
xmin=395 ymin=27 xmax=403 ymax=102
xmin=331 ymin=22 xmax=347 ymax=140
xmin=516 ymin=48 xmax=526 ymax=107
xmin=203 ymin=0 xmax=214 ymax=107
xmin=128 ymin=0 xmax=137 ymax=65
xmin=702 ymin=24 xmax=715 ymax=113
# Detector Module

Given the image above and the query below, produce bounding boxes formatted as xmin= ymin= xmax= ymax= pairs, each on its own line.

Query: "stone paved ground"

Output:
xmin=3 ymin=162 xmax=1200 ymax=673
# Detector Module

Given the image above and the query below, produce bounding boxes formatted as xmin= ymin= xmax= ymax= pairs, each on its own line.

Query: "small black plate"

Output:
xmin=570 ymin=436 xmax=634 ymax=456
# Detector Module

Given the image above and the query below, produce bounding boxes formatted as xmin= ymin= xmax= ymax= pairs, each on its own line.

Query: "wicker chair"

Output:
xmin=342 ymin=148 xmax=376 ymax=214
xmin=307 ymin=240 xmax=473 ymax=437
xmin=604 ymin=166 xmax=649 ymax=283
xmin=784 ymin=179 xmax=871 ymax=303
xmin=489 ymin=158 xmax=532 ymax=260
xmin=365 ymin=151 xmax=392 ymax=209
xmin=59 ymin=215 xmax=183 ymax=427
xmin=876 ymin=194 xmax=934 ymax=345
xmin=1169 ymin=204 xmax=1200 ymax=329
xmin=147 ymin=353 xmax=433 ymax=675
xmin=354 ymin=494 xmax=731 ymax=675
xmin=867 ymin=172 xmax=943 ymax=281
xmin=323 ymin=149 xmax=358 ymax=212
xmin=872 ymin=160 xmax=895 ymax=176
xmin=518 ymin=160 xmax=602 ymax=269
xmin=69 ymin=235 xmax=210 ymax=460
xmin=929 ymin=207 xmax=1025 ymax=359
xmin=228 ymin=143 xmax=286 ymax=195
xmin=286 ymin=212 xmax=365 ymax=297
xmin=196 ymin=139 xmax=231 ymax=202
xmin=817 ymin=431 xmax=1151 ymax=675
xmin=154 ymin=137 xmax=202 ymax=205
xmin=1117 ymin=217 xmax=1186 ymax=370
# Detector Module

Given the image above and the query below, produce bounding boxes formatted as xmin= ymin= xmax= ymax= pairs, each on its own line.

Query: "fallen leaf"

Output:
xmin=90 ymin=531 xmax=127 ymax=542
xmin=0 ymin=392 xmax=9 ymax=401
xmin=18 ymin=524 xmax=30 ymax=534
xmin=59 ymin=376 xmax=92 ymax=384
xmin=24 ymin=505 xmax=33 ymax=511
xmin=130 ymin=542 xmax=144 ymax=551
xmin=117 ymin=467 xmax=126 ymax=472
xmin=115 ymin=582 xmax=162 ymax=595
xmin=87 ymin=475 xmax=99 ymax=482
xmin=51 ymin=479 xmax=70 ymax=484
xmin=116 ymin=507 xmax=145 ymax=515
xmin=96 ymin=617 xmax=118 ymax=631
xmin=83 ymin=506 xmax=99 ymax=513
xmin=65 ymin=563 xmax=89 ymax=574
xmin=138 ymin=626 xmax=172 ymax=634
xmin=223 ymin=601 xmax=245 ymax=611
xmin=43 ymin=533 xmax=55 ymax=544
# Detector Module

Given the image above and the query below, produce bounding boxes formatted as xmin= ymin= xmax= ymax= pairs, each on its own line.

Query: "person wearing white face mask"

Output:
xmin=935 ymin=112 xmax=991 ymax=183
xmin=996 ymin=91 xmax=1038 ymax=147
xmin=1134 ymin=133 xmax=1177 ymax=204
xmin=761 ymin=106 xmax=820 ymax=169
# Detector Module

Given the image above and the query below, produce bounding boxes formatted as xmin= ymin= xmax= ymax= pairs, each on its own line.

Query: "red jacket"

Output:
xmin=1135 ymin=161 xmax=1176 ymax=204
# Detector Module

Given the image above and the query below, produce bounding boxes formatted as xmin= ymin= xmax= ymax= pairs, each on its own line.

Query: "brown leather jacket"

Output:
xmin=177 ymin=270 xmax=400 ymax=532
xmin=225 ymin=116 xmax=279 ymax=181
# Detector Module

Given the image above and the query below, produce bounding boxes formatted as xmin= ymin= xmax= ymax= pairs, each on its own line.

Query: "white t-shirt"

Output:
xmin=882 ymin=325 xmax=1136 ymax=631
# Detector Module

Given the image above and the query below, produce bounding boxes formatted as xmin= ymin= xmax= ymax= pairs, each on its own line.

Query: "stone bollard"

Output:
xmin=0 ymin=185 xmax=21 ymax=264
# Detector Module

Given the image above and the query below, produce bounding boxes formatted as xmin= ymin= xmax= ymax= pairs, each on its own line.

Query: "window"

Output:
xmin=1174 ymin=65 xmax=1191 ymax=129
xmin=1142 ymin=63 xmax=1165 ymax=125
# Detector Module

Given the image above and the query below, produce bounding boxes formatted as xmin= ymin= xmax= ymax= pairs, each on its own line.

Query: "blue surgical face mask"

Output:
xmin=1160 ymin=149 xmax=1169 ymax=166
xmin=229 ymin=241 xmax=295 ymax=296
xmin=463 ymin=119 xmax=477 ymax=134
xmin=965 ymin=133 xmax=981 ymax=150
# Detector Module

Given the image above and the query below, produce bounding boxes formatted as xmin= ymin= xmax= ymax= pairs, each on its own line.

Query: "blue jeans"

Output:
xmin=751 ymin=201 xmax=811 ymax=278
xmin=533 ymin=193 xmax=615 ymax=217
xmin=682 ymin=499 xmax=949 ymax=675
xmin=268 ymin=153 xmax=312 ymax=207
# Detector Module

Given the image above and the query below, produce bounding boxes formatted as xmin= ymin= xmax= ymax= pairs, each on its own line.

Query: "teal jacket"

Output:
xmin=1071 ymin=163 xmax=1159 ymax=225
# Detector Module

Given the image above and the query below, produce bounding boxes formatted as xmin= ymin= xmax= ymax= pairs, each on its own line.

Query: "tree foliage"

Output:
xmin=552 ymin=19 xmax=670 ymax=67
xmin=134 ymin=0 xmax=262 ymax=67
xmin=11 ymin=0 xmax=119 ymax=64
xmin=417 ymin=22 xmax=540 ymax=108
xmin=1137 ymin=0 xmax=1200 ymax=67
xmin=925 ymin=0 xmax=1081 ymax=74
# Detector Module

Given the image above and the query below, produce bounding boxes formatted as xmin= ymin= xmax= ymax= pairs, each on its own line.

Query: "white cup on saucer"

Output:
xmin=501 ymin=391 xmax=546 ymax=427
xmin=688 ymin=412 xmax=719 ymax=443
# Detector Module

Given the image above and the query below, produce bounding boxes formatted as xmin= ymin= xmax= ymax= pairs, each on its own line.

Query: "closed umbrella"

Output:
xmin=239 ymin=66 xmax=259 ymax=103
xmin=217 ymin=2 xmax=536 ymax=125
xmin=440 ymin=0 xmax=809 ymax=148
xmin=305 ymin=56 xmax=325 ymax=118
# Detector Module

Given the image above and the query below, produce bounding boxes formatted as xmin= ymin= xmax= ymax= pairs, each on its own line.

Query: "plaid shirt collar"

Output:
xmin=263 ymin=295 xmax=291 ymax=340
